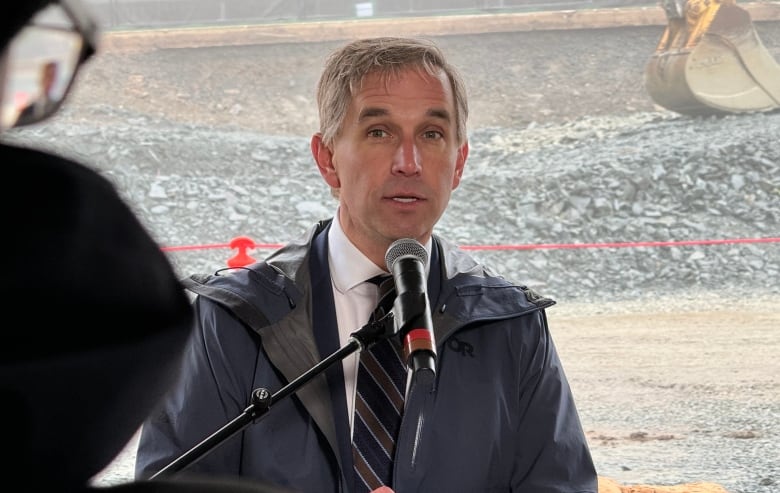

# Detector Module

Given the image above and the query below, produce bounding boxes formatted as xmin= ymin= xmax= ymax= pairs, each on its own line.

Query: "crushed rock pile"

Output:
xmin=6 ymin=108 xmax=779 ymax=305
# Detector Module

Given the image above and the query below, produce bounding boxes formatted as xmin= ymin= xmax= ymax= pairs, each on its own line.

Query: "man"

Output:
xmin=136 ymin=37 xmax=597 ymax=493
xmin=16 ymin=60 xmax=59 ymax=124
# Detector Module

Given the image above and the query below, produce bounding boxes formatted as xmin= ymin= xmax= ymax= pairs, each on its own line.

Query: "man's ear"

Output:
xmin=311 ymin=133 xmax=341 ymax=189
xmin=452 ymin=141 xmax=469 ymax=189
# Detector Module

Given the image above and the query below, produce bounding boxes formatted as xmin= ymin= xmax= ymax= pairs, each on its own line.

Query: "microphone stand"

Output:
xmin=150 ymin=299 xmax=397 ymax=479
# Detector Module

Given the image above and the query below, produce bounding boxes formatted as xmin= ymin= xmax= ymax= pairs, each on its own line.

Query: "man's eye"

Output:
xmin=368 ymin=129 xmax=387 ymax=138
xmin=423 ymin=130 xmax=443 ymax=140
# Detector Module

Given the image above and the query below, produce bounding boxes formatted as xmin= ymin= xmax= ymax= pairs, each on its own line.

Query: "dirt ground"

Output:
xmin=550 ymin=296 xmax=780 ymax=490
xmin=70 ymin=7 xmax=780 ymax=136
xmin=551 ymin=295 xmax=780 ymax=414
xmin=74 ymin=14 xmax=779 ymax=491
xmin=70 ymin=19 xmax=673 ymax=136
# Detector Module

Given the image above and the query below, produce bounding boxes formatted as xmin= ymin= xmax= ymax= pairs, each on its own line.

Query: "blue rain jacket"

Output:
xmin=136 ymin=220 xmax=597 ymax=492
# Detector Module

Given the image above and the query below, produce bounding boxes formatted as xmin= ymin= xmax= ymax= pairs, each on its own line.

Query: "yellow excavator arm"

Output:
xmin=645 ymin=0 xmax=780 ymax=115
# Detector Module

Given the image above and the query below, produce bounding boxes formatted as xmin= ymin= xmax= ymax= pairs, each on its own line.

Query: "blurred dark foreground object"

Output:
xmin=1 ymin=1 xmax=197 ymax=489
xmin=0 ymin=144 xmax=299 ymax=493
xmin=0 ymin=143 xmax=195 ymax=489
xmin=1 ymin=1 xmax=297 ymax=491
xmin=0 ymin=144 xmax=302 ymax=493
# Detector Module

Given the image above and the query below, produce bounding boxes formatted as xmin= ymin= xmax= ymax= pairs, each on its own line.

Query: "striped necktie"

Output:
xmin=352 ymin=275 xmax=407 ymax=492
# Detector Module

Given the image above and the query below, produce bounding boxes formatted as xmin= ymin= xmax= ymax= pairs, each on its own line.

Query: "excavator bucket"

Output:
xmin=645 ymin=0 xmax=780 ymax=116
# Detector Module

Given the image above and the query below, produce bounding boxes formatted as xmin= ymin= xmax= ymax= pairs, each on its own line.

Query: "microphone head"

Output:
xmin=385 ymin=238 xmax=429 ymax=271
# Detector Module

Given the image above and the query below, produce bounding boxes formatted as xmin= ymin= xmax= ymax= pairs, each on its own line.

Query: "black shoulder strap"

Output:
xmin=181 ymin=272 xmax=271 ymax=333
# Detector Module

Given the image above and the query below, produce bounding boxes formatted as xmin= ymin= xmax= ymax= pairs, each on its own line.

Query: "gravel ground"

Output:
xmin=4 ymin=16 xmax=779 ymax=493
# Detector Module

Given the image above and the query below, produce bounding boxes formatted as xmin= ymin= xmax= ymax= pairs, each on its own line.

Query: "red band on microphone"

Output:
xmin=403 ymin=328 xmax=435 ymax=361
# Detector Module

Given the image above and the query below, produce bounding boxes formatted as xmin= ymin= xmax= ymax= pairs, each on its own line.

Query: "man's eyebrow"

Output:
xmin=427 ymin=108 xmax=452 ymax=122
xmin=357 ymin=107 xmax=389 ymax=121
xmin=357 ymin=107 xmax=453 ymax=122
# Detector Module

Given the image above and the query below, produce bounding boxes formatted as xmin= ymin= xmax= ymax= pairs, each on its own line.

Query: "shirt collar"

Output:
xmin=327 ymin=210 xmax=434 ymax=294
xmin=328 ymin=213 xmax=385 ymax=294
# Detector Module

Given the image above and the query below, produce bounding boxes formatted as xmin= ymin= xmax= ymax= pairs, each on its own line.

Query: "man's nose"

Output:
xmin=392 ymin=137 xmax=421 ymax=175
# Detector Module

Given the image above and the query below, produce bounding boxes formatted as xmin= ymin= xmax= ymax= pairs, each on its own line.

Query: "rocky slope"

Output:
xmin=8 ymin=106 xmax=779 ymax=304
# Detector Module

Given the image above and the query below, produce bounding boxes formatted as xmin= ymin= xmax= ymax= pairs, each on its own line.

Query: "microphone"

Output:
xmin=385 ymin=238 xmax=436 ymax=379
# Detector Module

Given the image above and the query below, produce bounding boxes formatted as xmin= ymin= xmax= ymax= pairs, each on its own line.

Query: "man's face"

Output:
xmin=312 ymin=67 xmax=468 ymax=265
xmin=42 ymin=62 xmax=57 ymax=92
